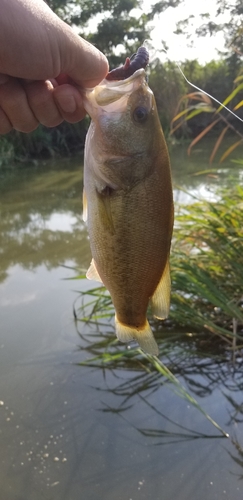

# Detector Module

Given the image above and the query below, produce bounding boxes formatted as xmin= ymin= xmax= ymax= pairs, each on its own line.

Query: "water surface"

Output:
xmin=0 ymin=149 xmax=243 ymax=500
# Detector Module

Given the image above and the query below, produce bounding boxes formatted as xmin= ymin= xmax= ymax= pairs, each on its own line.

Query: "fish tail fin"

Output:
xmin=115 ymin=316 xmax=159 ymax=356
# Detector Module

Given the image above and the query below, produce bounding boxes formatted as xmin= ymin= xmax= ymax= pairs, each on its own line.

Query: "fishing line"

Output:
xmin=174 ymin=61 xmax=243 ymax=123
xmin=143 ymin=40 xmax=243 ymax=124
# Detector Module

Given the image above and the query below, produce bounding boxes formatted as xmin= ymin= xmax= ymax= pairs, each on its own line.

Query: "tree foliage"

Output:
xmin=46 ymin=0 xmax=181 ymax=64
xmin=148 ymin=58 xmax=239 ymax=137
xmin=178 ymin=0 xmax=243 ymax=79
xmin=2 ymin=1 xmax=243 ymax=161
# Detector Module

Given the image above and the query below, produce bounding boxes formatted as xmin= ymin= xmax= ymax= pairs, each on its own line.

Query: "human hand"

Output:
xmin=0 ymin=0 xmax=108 ymax=134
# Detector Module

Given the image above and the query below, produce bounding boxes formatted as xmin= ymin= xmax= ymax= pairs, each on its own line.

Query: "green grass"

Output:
xmin=171 ymin=184 xmax=243 ymax=351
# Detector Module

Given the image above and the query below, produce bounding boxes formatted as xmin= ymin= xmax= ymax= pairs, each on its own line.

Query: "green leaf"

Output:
xmin=216 ymin=83 xmax=243 ymax=113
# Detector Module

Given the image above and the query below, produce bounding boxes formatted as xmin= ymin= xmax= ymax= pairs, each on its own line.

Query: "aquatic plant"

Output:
xmin=171 ymin=184 xmax=243 ymax=354
xmin=171 ymin=72 xmax=243 ymax=162
xmin=75 ymin=184 xmax=243 ymax=357
xmin=73 ymin=184 xmax=243 ymax=437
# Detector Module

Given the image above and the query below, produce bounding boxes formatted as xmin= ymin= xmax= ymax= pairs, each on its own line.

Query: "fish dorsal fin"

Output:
xmin=115 ymin=316 xmax=159 ymax=356
xmin=150 ymin=259 xmax=171 ymax=320
xmin=83 ymin=189 xmax=88 ymax=222
xmin=86 ymin=259 xmax=103 ymax=283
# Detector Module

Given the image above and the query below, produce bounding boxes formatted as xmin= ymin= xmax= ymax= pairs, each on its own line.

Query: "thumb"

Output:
xmin=58 ymin=24 xmax=109 ymax=88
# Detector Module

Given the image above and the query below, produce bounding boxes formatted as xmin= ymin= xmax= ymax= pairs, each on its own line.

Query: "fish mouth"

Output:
xmin=96 ymin=69 xmax=147 ymax=105
xmin=104 ymin=68 xmax=146 ymax=88
xmin=84 ymin=69 xmax=148 ymax=115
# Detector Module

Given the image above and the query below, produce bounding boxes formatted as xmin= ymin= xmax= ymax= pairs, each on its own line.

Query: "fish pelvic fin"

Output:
xmin=115 ymin=315 xmax=159 ymax=356
xmin=150 ymin=259 xmax=171 ymax=320
xmin=86 ymin=259 xmax=103 ymax=283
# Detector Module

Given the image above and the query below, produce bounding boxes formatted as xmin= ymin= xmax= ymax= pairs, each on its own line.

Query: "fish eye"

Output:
xmin=133 ymin=106 xmax=148 ymax=123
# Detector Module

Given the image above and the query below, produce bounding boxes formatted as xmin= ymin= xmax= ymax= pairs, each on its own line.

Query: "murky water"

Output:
xmin=0 ymin=148 xmax=243 ymax=500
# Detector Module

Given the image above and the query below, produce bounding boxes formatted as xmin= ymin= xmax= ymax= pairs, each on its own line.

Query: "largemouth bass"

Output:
xmin=83 ymin=48 xmax=174 ymax=356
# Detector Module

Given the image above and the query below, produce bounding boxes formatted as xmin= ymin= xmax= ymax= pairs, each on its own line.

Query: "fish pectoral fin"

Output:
xmin=86 ymin=259 xmax=103 ymax=283
xmin=97 ymin=189 xmax=115 ymax=235
xmin=115 ymin=316 xmax=159 ymax=356
xmin=150 ymin=259 xmax=171 ymax=320
xmin=82 ymin=189 xmax=88 ymax=222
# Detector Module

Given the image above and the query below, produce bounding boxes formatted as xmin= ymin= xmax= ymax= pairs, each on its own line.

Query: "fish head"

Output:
xmin=83 ymin=68 xmax=169 ymax=192
xmin=84 ymin=68 xmax=162 ymax=160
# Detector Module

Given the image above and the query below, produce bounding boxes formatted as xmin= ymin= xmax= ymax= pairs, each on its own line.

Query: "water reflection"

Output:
xmin=0 ymin=159 xmax=91 ymax=283
xmin=171 ymin=143 xmax=243 ymax=204
xmin=1 ymin=152 xmax=243 ymax=499
xmin=1 ymin=149 xmax=243 ymax=285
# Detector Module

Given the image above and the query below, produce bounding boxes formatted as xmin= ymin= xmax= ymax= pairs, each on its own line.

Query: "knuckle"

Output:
xmin=0 ymin=108 xmax=12 ymax=134
xmin=26 ymin=82 xmax=52 ymax=106
xmin=0 ymin=81 xmax=24 ymax=111
xmin=60 ymin=110 xmax=86 ymax=123
xmin=25 ymin=82 xmax=63 ymax=126
xmin=0 ymin=81 xmax=39 ymax=132
xmin=40 ymin=116 xmax=63 ymax=127
xmin=0 ymin=126 xmax=12 ymax=135
xmin=16 ymin=122 xmax=39 ymax=134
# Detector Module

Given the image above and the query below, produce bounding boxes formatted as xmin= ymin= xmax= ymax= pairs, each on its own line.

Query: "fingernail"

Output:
xmin=56 ymin=94 xmax=77 ymax=113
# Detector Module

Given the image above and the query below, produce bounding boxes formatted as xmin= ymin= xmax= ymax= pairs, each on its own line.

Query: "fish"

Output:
xmin=82 ymin=47 xmax=174 ymax=356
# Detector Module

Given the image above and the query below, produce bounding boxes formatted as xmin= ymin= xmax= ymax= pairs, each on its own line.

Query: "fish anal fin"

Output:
xmin=115 ymin=316 xmax=159 ymax=356
xmin=150 ymin=259 xmax=171 ymax=320
xmin=83 ymin=189 xmax=88 ymax=222
xmin=86 ymin=259 xmax=103 ymax=283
